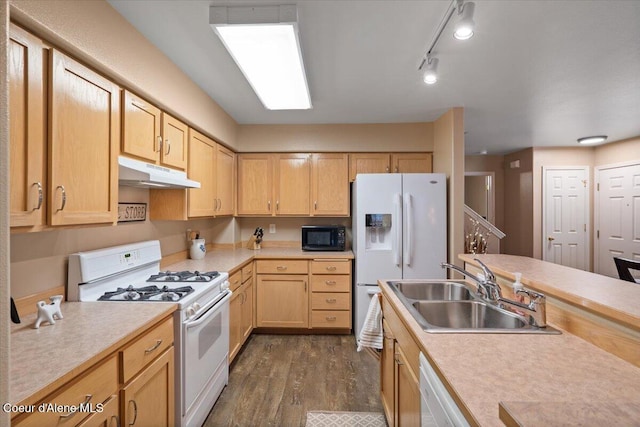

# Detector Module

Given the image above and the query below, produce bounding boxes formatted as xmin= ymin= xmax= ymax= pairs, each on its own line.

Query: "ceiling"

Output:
xmin=108 ymin=0 xmax=640 ymax=155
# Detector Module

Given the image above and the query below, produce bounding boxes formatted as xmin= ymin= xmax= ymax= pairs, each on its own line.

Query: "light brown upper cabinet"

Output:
xmin=9 ymin=24 xmax=45 ymax=228
xmin=237 ymin=153 xmax=310 ymax=216
xmin=187 ymin=129 xmax=217 ymax=217
xmin=311 ymin=153 xmax=349 ymax=216
xmin=215 ymin=144 xmax=235 ymax=216
xmin=349 ymin=153 xmax=391 ymax=180
xmin=150 ymin=129 xmax=235 ymax=220
xmin=274 ymin=153 xmax=311 ymax=215
xmin=238 ymin=153 xmax=347 ymax=217
xmin=391 ymin=152 xmax=433 ymax=174
xmin=349 ymin=152 xmax=433 ymax=181
xmin=237 ymin=153 xmax=274 ymax=215
xmin=122 ymin=90 xmax=188 ymax=171
xmin=49 ymin=50 xmax=120 ymax=226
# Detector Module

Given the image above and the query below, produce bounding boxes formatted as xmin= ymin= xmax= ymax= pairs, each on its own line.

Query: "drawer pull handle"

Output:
xmin=326 ymin=298 xmax=337 ymax=303
xmin=144 ymin=339 xmax=162 ymax=354
xmin=110 ymin=415 xmax=120 ymax=427
xmin=56 ymin=185 xmax=67 ymax=211
xmin=128 ymin=400 xmax=138 ymax=425
xmin=326 ymin=316 xmax=337 ymax=321
xmin=276 ymin=266 xmax=287 ymax=271
xmin=59 ymin=394 xmax=92 ymax=419
xmin=326 ymin=266 xmax=337 ymax=271
xmin=165 ymin=139 xmax=171 ymax=155
xmin=325 ymin=280 xmax=336 ymax=285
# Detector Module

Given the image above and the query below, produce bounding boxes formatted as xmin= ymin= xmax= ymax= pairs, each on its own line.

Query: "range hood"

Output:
xmin=118 ymin=156 xmax=201 ymax=189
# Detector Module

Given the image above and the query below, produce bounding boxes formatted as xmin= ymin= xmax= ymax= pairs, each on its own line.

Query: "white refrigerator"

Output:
xmin=353 ymin=173 xmax=447 ymax=338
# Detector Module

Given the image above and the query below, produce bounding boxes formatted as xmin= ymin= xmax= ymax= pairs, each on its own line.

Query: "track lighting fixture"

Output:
xmin=423 ymin=57 xmax=439 ymax=85
xmin=418 ymin=0 xmax=476 ymax=85
xmin=454 ymin=2 xmax=475 ymax=40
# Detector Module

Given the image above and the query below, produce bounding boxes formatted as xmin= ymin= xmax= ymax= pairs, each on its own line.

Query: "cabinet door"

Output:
xmin=187 ymin=129 xmax=216 ymax=217
xmin=237 ymin=154 xmax=273 ymax=215
xmin=76 ymin=395 xmax=119 ymax=427
xmin=395 ymin=346 xmax=421 ymax=427
xmin=9 ymin=24 xmax=45 ymax=228
xmin=349 ymin=153 xmax=390 ymax=181
xmin=49 ymin=50 xmax=119 ymax=226
xmin=241 ymin=281 xmax=254 ymax=340
xmin=216 ymin=144 xmax=235 ymax=216
xmin=122 ymin=347 xmax=175 ymax=427
xmin=161 ymin=113 xmax=188 ymax=170
xmin=391 ymin=153 xmax=433 ymax=174
xmin=274 ymin=153 xmax=310 ymax=215
xmin=122 ymin=90 xmax=161 ymax=163
xmin=311 ymin=153 xmax=349 ymax=216
xmin=380 ymin=322 xmax=395 ymax=426
xmin=229 ymin=289 xmax=243 ymax=363
xmin=256 ymin=274 xmax=308 ymax=328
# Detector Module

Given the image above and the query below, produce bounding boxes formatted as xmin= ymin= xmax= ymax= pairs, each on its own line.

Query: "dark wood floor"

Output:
xmin=203 ymin=334 xmax=383 ymax=427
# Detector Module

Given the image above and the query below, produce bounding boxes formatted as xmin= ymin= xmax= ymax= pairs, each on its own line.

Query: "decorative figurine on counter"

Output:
xmin=34 ymin=295 xmax=64 ymax=329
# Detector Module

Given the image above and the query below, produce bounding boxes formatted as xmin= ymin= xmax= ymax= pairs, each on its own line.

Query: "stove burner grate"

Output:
xmin=147 ymin=270 xmax=220 ymax=283
xmin=97 ymin=284 xmax=194 ymax=302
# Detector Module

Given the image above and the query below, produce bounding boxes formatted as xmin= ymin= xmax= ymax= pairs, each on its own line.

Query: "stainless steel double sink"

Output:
xmin=387 ymin=280 xmax=560 ymax=334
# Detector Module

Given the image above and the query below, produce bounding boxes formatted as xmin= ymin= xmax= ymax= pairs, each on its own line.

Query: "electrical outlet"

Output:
xmin=186 ymin=229 xmax=192 ymax=241
xmin=269 ymin=224 xmax=276 ymax=234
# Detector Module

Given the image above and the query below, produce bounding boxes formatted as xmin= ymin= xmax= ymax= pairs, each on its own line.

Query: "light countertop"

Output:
xmin=379 ymin=279 xmax=640 ymax=426
xmin=459 ymin=253 xmax=640 ymax=330
xmin=10 ymin=302 xmax=176 ymax=407
xmin=164 ymin=247 xmax=354 ymax=273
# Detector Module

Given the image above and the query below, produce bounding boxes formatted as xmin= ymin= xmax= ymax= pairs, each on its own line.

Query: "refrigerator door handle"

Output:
xmin=394 ymin=193 xmax=402 ymax=267
xmin=404 ymin=192 xmax=412 ymax=266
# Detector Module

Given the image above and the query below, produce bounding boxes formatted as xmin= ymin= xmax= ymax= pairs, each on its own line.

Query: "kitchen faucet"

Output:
xmin=440 ymin=259 xmax=502 ymax=301
xmin=440 ymin=259 xmax=548 ymax=328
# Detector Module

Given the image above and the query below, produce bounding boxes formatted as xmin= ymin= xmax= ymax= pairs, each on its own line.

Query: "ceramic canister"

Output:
xmin=190 ymin=238 xmax=206 ymax=260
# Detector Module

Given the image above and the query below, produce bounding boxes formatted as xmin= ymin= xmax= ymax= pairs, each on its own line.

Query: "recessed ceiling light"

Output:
xmin=577 ymin=135 xmax=608 ymax=145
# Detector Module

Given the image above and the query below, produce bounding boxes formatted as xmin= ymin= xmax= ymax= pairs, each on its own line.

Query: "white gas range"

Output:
xmin=67 ymin=240 xmax=231 ymax=427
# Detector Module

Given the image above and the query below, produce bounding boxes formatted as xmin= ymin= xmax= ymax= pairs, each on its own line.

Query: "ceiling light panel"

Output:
xmin=210 ymin=5 xmax=311 ymax=110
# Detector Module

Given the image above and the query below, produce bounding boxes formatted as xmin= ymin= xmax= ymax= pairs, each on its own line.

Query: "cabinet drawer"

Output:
xmin=311 ymin=310 xmax=351 ymax=328
xmin=14 ymin=356 xmax=118 ymax=427
xmin=241 ymin=262 xmax=254 ymax=283
xmin=121 ymin=316 xmax=174 ymax=384
xmin=310 ymin=260 xmax=351 ymax=275
xmin=229 ymin=270 xmax=242 ymax=292
xmin=256 ymin=259 xmax=308 ymax=274
xmin=312 ymin=292 xmax=350 ymax=310
xmin=311 ymin=275 xmax=351 ymax=292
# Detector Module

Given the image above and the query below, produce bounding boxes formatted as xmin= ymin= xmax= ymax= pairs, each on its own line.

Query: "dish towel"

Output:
xmin=357 ymin=293 xmax=383 ymax=352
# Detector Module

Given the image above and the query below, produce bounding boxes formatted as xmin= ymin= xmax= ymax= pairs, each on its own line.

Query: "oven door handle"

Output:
xmin=185 ymin=291 xmax=231 ymax=329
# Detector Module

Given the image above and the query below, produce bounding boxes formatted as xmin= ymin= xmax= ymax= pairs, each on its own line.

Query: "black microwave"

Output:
xmin=301 ymin=225 xmax=346 ymax=251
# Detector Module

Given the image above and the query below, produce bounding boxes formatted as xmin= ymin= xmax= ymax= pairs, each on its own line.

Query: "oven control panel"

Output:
xmin=119 ymin=250 xmax=141 ymax=265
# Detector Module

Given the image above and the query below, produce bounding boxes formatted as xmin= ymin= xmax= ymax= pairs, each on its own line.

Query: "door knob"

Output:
xmin=548 ymin=236 xmax=555 ymax=241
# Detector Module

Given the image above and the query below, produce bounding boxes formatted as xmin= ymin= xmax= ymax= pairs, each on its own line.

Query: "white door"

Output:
xmin=542 ymin=167 xmax=589 ymax=270
xmin=595 ymin=163 xmax=640 ymax=277
xmin=402 ymin=174 xmax=447 ymax=279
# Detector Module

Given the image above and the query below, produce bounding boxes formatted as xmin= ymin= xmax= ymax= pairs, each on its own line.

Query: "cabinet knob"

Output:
xmin=548 ymin=236 xmax=555 ymax=241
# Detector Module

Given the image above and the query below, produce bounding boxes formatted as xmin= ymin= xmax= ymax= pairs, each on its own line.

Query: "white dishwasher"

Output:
xmin=419 ymin=352 xmax=470 ymax=427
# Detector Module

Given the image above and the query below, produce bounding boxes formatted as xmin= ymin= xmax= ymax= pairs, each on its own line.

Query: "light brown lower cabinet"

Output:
xmin=76 ymin=395 xmax=119 ymax=427
xmin=122 ymin=347 xmax=174 ymax=427
xmin=381 ymin=296 xmax=421 ymax=427
xmin=256 ymin=274 xmax=309 ymax=328
xmin=229 ymin=263 xmax=255 ymax=363
xmin=11 ymin=316 xmax=174 ymax=427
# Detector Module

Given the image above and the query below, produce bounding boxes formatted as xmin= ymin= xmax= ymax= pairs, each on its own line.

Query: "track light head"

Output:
xmin=454 ymin=2 xmax=475 ymax=40
xmin=423 ymin=57 xmax=439 ymax=85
